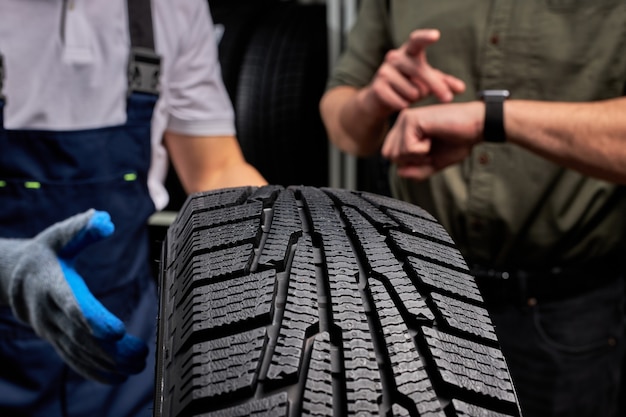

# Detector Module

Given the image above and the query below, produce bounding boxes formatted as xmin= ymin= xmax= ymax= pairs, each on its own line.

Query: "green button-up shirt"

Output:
xmin=328 ymin=0 xmax=626 ymax=269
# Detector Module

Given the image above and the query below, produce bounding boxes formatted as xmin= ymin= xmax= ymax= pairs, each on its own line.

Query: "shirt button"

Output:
xmin=490 ymin=33 xmax=500 ymax=45
xmin=478 ymin=153 xmax=490 ymax=165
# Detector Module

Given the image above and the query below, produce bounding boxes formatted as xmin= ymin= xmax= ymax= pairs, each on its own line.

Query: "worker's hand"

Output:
xmin=381 ymin=101 xmax=483 ymax=181
xmin=0 ymin=210 xmax=148 ymax=384
xmin=364 ymin=29 xmax=466 ymax=115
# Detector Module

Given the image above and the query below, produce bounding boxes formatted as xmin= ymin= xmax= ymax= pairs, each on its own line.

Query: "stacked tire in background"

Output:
xmin=154 ymin=185 xmax=522 ymax=417
xmin=164 ymin=1 xmax=329 ymax=211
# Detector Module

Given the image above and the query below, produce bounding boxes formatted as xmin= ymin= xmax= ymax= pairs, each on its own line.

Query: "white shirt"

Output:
xmin=0 ymin=0 xmax=236 ymax=210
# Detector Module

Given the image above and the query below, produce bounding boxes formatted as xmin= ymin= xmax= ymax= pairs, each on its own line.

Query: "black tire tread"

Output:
xmin=155 ymin=186 xmax=520 ymax=417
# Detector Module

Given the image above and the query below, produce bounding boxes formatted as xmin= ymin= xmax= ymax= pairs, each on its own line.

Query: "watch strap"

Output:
xmin=480 ymin=90 xmax=509 ymax=143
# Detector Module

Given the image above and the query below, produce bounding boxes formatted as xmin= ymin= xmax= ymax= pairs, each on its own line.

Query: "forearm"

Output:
xmin=505 ymin=98 xmax=626 ymax=183
xmin=195 ymin=161 xmax=268 ymax=192
xmin=164 ymin=132 xmax=267 ymax=194
xmin=320 ymin=86 xmax=391 ymax=157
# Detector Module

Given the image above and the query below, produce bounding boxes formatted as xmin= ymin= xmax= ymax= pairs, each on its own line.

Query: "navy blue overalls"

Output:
xmin=0 ymin=2 xmax=159 ymax=416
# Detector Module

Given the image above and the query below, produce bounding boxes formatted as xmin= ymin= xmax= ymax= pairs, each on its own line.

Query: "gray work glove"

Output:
xmin=0 ymin=209 xmax=148 ymax=384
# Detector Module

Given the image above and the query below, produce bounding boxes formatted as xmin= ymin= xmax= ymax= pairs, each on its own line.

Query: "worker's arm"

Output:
xmin=164 ymin=132 xmax=267 ymax=194
xmin=320 ymin=85 xmax=389 ymax=157
xmin=506 ymin=98 xmax=626 ymax=183
xmin=382 ymin=97 xmax=626 ymax=184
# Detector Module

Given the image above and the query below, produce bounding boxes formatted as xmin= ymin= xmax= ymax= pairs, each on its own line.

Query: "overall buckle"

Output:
xmin=128 ymin=47 xmax=161 ymax=96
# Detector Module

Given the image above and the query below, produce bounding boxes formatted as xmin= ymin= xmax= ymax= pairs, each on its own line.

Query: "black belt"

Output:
xmin=471 ymin=263 xmax=624 ymax=307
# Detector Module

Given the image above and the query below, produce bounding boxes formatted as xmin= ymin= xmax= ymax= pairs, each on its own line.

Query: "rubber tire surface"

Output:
xmin=228 ymin=3 xmax=329 ymax=187
xmin=155 ymin=186 xmax=522 ymax=417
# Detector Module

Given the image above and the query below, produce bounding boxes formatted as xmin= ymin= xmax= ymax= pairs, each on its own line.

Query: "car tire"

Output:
xmin=229 ymin=3 xmax=329 ymax=187
xmin=154 ymin=185 xmax=522 ymax=417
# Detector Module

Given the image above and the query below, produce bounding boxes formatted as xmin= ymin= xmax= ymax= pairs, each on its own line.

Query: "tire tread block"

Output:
xmin=173 ymin=270 xmax=276 ymax=354
xmin=390 ymin=230 xmax=468 ymax=271
xmin=170 ymin=201 xmax=263 ymax=250
xmin=422 ymin=327 xmax=516 ymax=404
xmin=361 ymin=192 xmax=437 ymax=223
xmin=407 ymin=256 xmax=483 ymax=303
xmin=370 ymin=280 xmax=444 ymax=416
xmin=169 ymin=218 xmax=259 ymax=274
xmin=198 ymin=392 xmax=289 ymax=417
xmin=323 ymin=188 xmax=398 ymax=228
xmin=173 ymin=244 xmax=255 ymax=306
xmin=258 ymin=190 xmax=302 ymax=268
xmin=386 ymin=208 xmax=456 ymax=246
xmin=267 ymin=236 xmax=318 ymax=380
xmin=172 ymin=187 xmax=255 ymax=243
xmin=451 ymin=399 xmax=515 ymax=417
xmin=431 ymin=292 xmax=497 ymax=343
xmin=301 ymin=332 xmax=334 ymax=416
xmin=172 ymin=327 xmax=267 ymax=415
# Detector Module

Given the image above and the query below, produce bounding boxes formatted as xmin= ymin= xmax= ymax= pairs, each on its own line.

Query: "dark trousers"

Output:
xmin=478 ymin=273 xmax=625 ymax=417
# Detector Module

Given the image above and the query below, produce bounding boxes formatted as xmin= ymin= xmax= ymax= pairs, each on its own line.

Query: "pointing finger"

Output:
xmin=405 ymin=29 xmax=440 ymax=56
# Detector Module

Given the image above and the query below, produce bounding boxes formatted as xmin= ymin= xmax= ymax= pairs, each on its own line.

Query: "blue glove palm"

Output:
xmin=0 ymin=210 xmax=149 ymax=384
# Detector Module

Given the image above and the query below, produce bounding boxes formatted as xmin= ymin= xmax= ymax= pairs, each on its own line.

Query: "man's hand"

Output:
xmin=365 ymin=29 xmax=466 ymax=114
xmin=0 ymin=210 xmax=149 ymax=384
xmin=382 ymin=101 xmax=484 ymax=181
xmin=321 ymin=29 xmax=467 ymax=156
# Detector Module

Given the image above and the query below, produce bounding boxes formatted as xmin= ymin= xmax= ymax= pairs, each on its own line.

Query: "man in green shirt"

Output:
xmin=320 ymin=1 xmax=626 ymax=416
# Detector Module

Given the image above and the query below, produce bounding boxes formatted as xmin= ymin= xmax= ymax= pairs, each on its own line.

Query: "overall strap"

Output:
xmin=127 ymin=0 xmax=161 ymax=96
xmin=0 ymin=54 xmax=5 ymax=125
xmin=0 ymin=54 xmax=5 ymax=103
xmin=128 ymin=0 xmax=155 ymax=50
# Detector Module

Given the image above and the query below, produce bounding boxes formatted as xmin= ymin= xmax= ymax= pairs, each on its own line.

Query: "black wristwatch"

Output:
xmin=478 ymin=90 xmax=509 ymax=143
